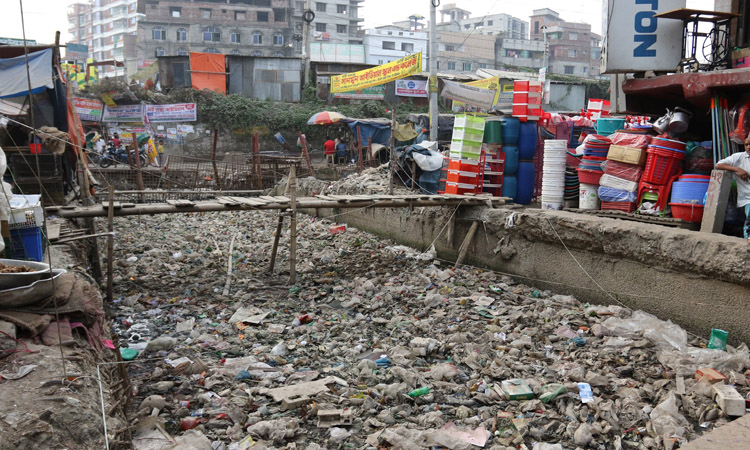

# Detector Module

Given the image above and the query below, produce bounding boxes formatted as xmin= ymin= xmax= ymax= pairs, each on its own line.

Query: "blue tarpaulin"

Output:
xmin=0 ymin=49 xmax=54 ymax=99
xmin=343 ymin=119 xmax=391 ymax=146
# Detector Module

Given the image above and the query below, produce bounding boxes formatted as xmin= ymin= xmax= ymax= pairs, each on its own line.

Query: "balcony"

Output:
xmin=349 ymin=29 xmax=364 ymax=39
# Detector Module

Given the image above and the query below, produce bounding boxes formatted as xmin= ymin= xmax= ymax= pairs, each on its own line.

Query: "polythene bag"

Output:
xmin=597 ymin=186 xmax=637 ymax=203
xmin=412 ymin=149 xmax=444 ymax=172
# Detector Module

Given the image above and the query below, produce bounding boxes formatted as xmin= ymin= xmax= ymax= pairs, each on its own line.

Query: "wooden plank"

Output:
xmin=315 ymin=195 xmax=338 ymax=201
xmin=46 ymin=222 xmax=61 ymax=241
xmin=101 ymin=201 xmax=122 ymax=209
xmin=235 ymin=197 xmax=268 ymax=206
xmin=274 ymin=196 xmax=291 ymax=202
xmin=701 ymin=170 xmax=732 ymax=233
xmin=259 ymin=196 xmax=283 ymax=202
xmin=217 ymin=197 xmax=239 ymax=205
xmin=166 ymin=199 xmax=196 ymax=207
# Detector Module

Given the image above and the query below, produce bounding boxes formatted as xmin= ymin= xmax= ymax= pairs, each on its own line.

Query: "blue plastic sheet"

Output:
xmin=598 ymin=186 xmax=636 ymax=203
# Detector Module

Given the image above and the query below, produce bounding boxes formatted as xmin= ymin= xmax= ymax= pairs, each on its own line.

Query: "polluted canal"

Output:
xmin=110 ymin=207 xmax=750 ymax=450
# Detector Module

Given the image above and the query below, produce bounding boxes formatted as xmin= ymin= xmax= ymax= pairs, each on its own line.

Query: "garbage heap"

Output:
xmin=111 ymin=210 xmax=750 ymax=450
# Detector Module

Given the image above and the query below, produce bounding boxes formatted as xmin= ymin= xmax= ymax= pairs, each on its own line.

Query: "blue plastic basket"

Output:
xmin=596 ymin=118 xmax=626 ymax=135
xmin=9 ymin=226 xmax=43 ymax=262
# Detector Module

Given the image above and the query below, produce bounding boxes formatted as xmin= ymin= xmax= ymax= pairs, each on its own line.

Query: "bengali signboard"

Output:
xmin=395 ymin=79 xmax=428 ymax=98
xmin=331 ymin=52 xmax=422 ymax=93
xmin=452 ymin=77 xmax=503 ymax=112
xmin=332 ymin=85 xmax=385 ymax=100
xmin=65 ymin=43 xmax=89 ymax=61
xmin=145 ymin=103 xmax=197 ymax=122
xmin=73 ymin=97 xmax=103 ymax=122
xmin=102 ymin=104 xmax=144 ymax=122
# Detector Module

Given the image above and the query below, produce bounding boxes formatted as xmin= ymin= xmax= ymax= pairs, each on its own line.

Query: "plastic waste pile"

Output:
xmin=111 ymin=210 xmax=750 ymax=450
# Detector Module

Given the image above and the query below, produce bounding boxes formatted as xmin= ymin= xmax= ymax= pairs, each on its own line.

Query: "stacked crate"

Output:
xmin=445 ymin=114 xmax=486 ymax=195
xmin=511 ymin=81 xmax=543 ymax=122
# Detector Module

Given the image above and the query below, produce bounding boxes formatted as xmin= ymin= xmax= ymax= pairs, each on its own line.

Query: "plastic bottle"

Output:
xmin=408 ymin=386 xmax=430 ymax=398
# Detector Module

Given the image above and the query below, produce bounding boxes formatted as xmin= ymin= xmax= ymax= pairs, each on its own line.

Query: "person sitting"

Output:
xmin=335 ymin=138 xmax=347 ymax=164
xmin=324 ymin=137 xmax=336 ymax=166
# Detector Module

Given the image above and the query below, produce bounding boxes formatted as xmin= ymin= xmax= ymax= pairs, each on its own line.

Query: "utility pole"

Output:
xmin=302 ymin=0 xmax=312 ymax=86
xmin=428 ymin=0 xmax=439 ymax=141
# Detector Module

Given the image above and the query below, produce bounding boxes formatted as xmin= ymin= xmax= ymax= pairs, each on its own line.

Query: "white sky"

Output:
xmin=2 ymin=0 xmax=716 ymax=46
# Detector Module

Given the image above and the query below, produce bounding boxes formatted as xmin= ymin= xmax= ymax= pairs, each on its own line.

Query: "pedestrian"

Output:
xmin=324 ymin=136 xmax=336 ymax=166
xmin=297 ymin=133 xmax=306 ymax=150
xmin=715 ymin=133 xmax=750 ymax=241
xmin=112 ymin=133 xmax=121 ymax=149
xmin=157 ymin=139 xmax=165 ymax=167
xmin=335 ymin=137 xmax=347 ymax=164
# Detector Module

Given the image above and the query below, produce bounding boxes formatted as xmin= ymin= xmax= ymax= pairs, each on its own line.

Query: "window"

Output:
xmin=382 ymin=41 xmax=395 ymax=50
xmin=316 ymin=22 xmax=326 ymax=32
xmin=251 ymin=50 xmax=263 ymax=56
xmin=447 ymin=62 xmax=456 ymax=70
xmin=534 ymin=21 xmax=539 ymax=34
xmin=474 ymin=22 xmax=483 ymax=28
xmin=177 ymin=47 xmax=189 ymax=56
xmin=445 ymin=44 xmax=455 ymax=51
xmin=487 ymin=20 xmax=493 ymax=26
xmin=231 ymin=31 xmax=241 ymax=43
xmin=235 ymin=11 xmax=246 ymax=20
xmin=436 ymin=61 xmax=440 ymax=69
xmin=79 ymin=14 xmax=85 ymax=25
xmin=257 ymin=11 xmax=269 ymax=22
xmin=203 ymin=26 xmax=220 ymax=42
xmin=463 ymin=62 xmax=471 ymax=71
xmin=231 ymin=49 xmax=241 ymax=55
xmin=569 ymin=32 xmax=578 ymax=40
xmin=479 ymin=63 xmax=487 ymax=68
xmin=401 ymin=42 xmax=413 ymax=52
xmin=273 ymin=51 xmax=284 ymax=57
xmin=378 ymin=59 xmax=383 ymax=64
xmin=273 ymin=8 xmax=285 ymax=21
xmin=204 ymin=48 xmax=220 ymax=54
xmin=169 ymin=7 xmax=181 ymax=17
xmin=152 ymin=26 xmax=166 ymax=41
xmin=273 ymin=33 xmax=284 ymax=45
xmin=155 ymin=47 xmax=166 ymax=57
xmin=564 ymin=65 xmax=574 ymax=74
xmin=464 ymin=24 xmax=470 ymax=29
xmin=93 ymin=12 xmax=101 ymax=21
xmin=252 ymin=31 xmax=262 ymax=44
xmin=176 ymin=28 xmax=187 ymax=41
xmin=337 ymin=24 xmax=347 ymax=33
xmin=337 ymin=4 xmax=347 ymax=13
xmin=583 ymin=66 xmax=588 ymax=73
xmin=201 ymin=8 xmax=211 ymax=19
xmin=568 ymin=49 xmax=577 ymax=57
xmin=316 ymin=2 xmax=326 ymax=12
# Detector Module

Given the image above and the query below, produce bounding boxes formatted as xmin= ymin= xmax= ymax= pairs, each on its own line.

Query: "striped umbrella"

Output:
xmin=307 ymin=111 xmax=347 ymax=125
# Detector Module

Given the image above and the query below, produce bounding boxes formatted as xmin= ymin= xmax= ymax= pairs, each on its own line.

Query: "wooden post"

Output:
xmin=389 ymin=108 xmax=396 ymax=195
xmin=106 ymin=186 xmax=115 ymax=302
xmin=367 ymin=137 xmax=372 ymax=166
xmin=356 ymin=126 xmax=364 ymax=172
xmin=411 ymin=159 xmax=417 ymax=189
xmin=298 ymin=132 xmax=314 ymax=176
xmin=132 ymin=144 xmax=146 ymax=191
xmin=211 ymin=128 xmax=222 ymax=190
xmin=289 ymin=166 xmax=297 ymax=284
xmin=701 ymin=169 xmax=732 ymax=233
xmin=253 ymin=131 xmax=263 ymax=189
xmin=78 ymin=159 xmax=103 ymax=281
xmin=268 ymin=211 xmax=285 ymax=272
xmin=454 ymin=221 xmax=479 ymax=268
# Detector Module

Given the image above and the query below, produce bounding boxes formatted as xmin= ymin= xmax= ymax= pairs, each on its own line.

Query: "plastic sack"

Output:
xmin=602 ymin=159 xmax=644 ymax=182
xmin=609 ymin=132 xmax=650 ymax=149
xmin=602 ymin=310 xmax=687 ymax=352
xmin=598 ymin=186 xmax=637 ymax=203
xmin=649 ymin=392 xmax=688 ymax=438
xmin=599 ymin=174 xmax=638 ymax=193
xmin=412 ymin=149 xmax=444 ymax=171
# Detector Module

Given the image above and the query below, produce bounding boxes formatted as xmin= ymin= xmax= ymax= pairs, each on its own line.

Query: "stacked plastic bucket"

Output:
xmin=669 ymin=174 xmax=710 ymax=222
xmin=541 ymin=140 xmax=568 ymax=209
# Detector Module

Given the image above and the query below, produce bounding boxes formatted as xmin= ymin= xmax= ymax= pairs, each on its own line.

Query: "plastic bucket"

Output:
xmin=541 ymin=198 xmax=563 ymax=210
xmin=579 ymin=183 xmax=600 ymax=210
xmin=484 ymin=120 xmax=502 ymax=144
xmin=516 ymin=161 xmax=535 ymax=205
xmin=518 ymin=122 xmax=538 ymax=159
xmin=502 ymin=175 xmax=517 ymax=200
xmin=504 ymin=145 xmax=519 ymax=176
xmin=500 ymin=117 xmax=520 ymax=145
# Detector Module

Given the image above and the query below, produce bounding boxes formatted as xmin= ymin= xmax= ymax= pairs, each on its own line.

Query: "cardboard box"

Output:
xmin=696 ymin=367 xmax=727 ymax=384
xmin=607 ymin=145 xmax=647 ymax=166
xmin=713 ymin=384 xmax=746 ymax=416
xmin=732 ymin=48 xmax=750 ymax=68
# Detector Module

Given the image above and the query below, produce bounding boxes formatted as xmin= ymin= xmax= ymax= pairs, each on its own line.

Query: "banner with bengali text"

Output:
xmin=331 ymin=52 xmax=422 ymax=93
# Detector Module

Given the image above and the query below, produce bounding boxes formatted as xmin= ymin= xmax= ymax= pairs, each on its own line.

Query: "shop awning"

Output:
xmin=0 ymin=48 xmax=54 ymax=98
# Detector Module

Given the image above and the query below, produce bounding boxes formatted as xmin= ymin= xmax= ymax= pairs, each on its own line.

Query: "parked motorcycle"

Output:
xmin=99 ymin=144 xmax=147 ymax=168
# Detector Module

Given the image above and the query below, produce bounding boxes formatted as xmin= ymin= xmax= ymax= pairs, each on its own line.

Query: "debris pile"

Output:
xmin=111 ymin=210 xmax=750 ymax=449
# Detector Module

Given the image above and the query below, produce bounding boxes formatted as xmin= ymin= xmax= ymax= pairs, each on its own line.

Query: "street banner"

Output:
xmin=102 ymin=104 xmax=144 ymax=122
xmin=145 ymin=103 xmax=198 ymax=122
xmin=332 ymin=85 xmax=385 ymax=100
xmin=395 ymin=79 xmax=428 ymax=97
xmin=73 ymin=97 xmax=103 ymax=122
xmin=452 ymin=76 xmax=502 ymax=112
xmin=331 ymin=52 xmax=422 ymax=93
xmin=441 ymin=79 xmax=496 ymax=110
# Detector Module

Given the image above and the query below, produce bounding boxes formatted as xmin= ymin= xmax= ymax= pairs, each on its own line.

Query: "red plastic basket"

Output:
xmin=446 ymin=170 xmax=479 ymax=184
xmin=670 ymin=202 xmax=704 ymax=222
xmin=577 ymin=168 xmax=604 ymax=185
xmin=601 ymin=201 xmax=636 ymax=213
xmin=445 ymin=182 xmax=478 ymax=195
xmin=652 ymin=137 xmax=686 ymax=152
xmin=447 ymin=159 xmax=481 ymax=173
xmin=643 ymin=147 xmax=684 ymax=185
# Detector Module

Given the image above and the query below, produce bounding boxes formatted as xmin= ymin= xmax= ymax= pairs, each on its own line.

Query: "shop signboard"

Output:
xmin=601 ymin=0 xmax=686 ymax=73
xmin=395 ymin=79 xmax=428 ymax=97
xmin=144 ymin=103 xmax=197 ymax=122
xmin=332 ymin=85 xmax=385 ymax=100
xmin=73 ymin=97 xmax=103 ymax=122
xmin=102 ymin=104 xmax=144 ymax=122
xmin=331 ymin=52 xmax=422 ymax=93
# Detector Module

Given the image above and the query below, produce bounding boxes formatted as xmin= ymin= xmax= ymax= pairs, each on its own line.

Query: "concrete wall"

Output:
xmin=281 ymin=185 xmax=750 ymax=344
xmin=549 ymin=83 xmax=585 ymax=112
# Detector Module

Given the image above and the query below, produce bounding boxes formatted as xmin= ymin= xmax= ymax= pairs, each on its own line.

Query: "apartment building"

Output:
xmin=438 ymin=4 xmax=528 ymax=39
xmin=497 ymin=38 xmax=545 ymax=70
xmin=67 ymin=2 xmax=94 ymax=50
xmin=364 ymin=26 xmax=428 ymax=66
xmin=136 ymin=0 xmax=294 ymax=64
xmin=290 ymin=0 xmax=364 ymax=54
xmin=436 ymin=31 xmax=495 ymax=73
xmin=529 ymin=8 xmax=601 ymax=78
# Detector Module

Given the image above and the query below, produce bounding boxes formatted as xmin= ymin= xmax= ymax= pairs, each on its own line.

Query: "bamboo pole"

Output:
xmin=356 ymin=126 xmax=364 ymax=172
xmin=454 ymin=221 xmax=479 ymax=268
xmin=298 ymin=132 xmax=314 ymax=176
xmin=289 ymin=166 xmax=297 ymax=285
xmin=268 ymin=211 xmax=285 ymax=272
xmin=106 ymin=186 xmax=115 ymax=302
xmin=253 ymin=131 xmax=263 ymax=189
xmin=389 ymin=108 xmax=396 ymax=195
xmin=211 ymin=128 xmax=222 ymax=190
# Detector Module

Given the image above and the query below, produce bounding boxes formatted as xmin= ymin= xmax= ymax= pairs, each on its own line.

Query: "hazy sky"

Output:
xmin=3 ymin=0 xmax=714 ymax=45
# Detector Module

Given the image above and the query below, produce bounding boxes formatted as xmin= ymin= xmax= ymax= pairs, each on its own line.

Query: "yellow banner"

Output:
xmin=453 ymin=76 xmax=502 ymax=112
xmin=331 ymin=53 xmax=422 ymax=93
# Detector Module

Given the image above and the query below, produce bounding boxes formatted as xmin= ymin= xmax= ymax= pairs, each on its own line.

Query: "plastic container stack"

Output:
xmin=501 ymin=117 xmax=520 ymax=201
xmin=446 ymin=114 xmax=486 ymax=195
xmin=577 ymin=134 xmax=611 ymax=190
xmin=513 ymin=121 xmax=538 ymax=205
xmin=541 ymin=140 xmax=567 ymax=210
xmin=637 ymin=137 xmax=686 ymax=216
xmin=669 ymin=174 xmax=710 ymax=222
xmin=512 ymin=81 xmax=543 ymax=122
xmin=564 ymin=151 xmax=581 ymax=207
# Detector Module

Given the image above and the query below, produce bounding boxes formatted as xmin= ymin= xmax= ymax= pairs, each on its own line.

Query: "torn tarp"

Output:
xmin=343 ymin=119 xmax=392 ymax=146
xmin=0 ymin=49 xmax=54 ymax=98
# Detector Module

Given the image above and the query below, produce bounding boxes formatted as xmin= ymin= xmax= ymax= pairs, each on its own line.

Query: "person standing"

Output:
xmin=157 ymin=139 xmax=165 ymax=167
xmin=324 ymin=136 xmax=336 ymax=166
xmin=715 ymin=134 xmax=750 ymax=241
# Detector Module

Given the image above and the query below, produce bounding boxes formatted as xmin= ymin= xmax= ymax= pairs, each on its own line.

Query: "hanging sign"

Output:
xmin=442 ymin=80 xmax=496 ymax=110
xmin=145 ymin=103 xmax=197 ymax=122
xmin=331 ymin=52 xmax=422 ymax=93
xmin=73 ymin=97 xmax=103 ymax=122
xmin=395 ymin=79 xmax=428 ymax=97
xmin=102 ymin=104 xmax=144 ymax=122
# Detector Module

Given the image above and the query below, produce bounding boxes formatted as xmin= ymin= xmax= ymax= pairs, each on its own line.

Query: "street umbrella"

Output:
xmin=307 ymin=111 xmax=347 ymax=125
